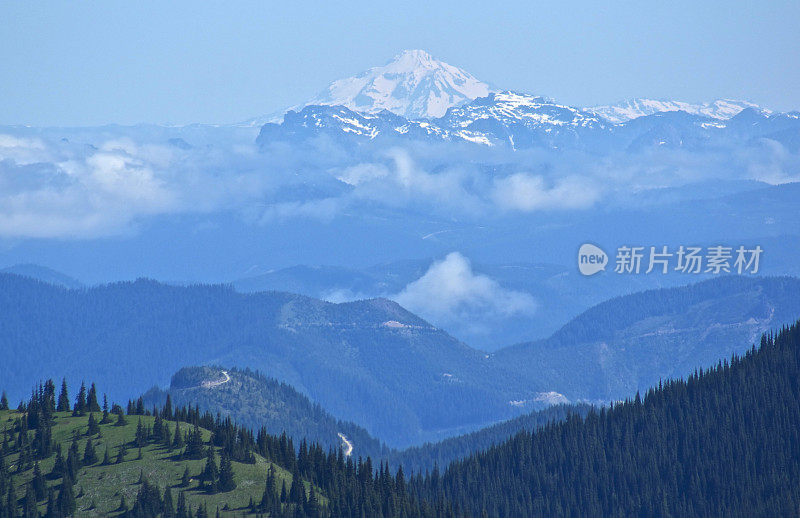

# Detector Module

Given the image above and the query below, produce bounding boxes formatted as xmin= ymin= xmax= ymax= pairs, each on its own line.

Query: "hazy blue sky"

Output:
xmin=1 ymin=1 xmax=798 ymax=125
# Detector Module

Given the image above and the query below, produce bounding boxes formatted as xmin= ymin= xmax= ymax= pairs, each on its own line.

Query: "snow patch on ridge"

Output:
xmin=588 ymin=98 xmax=767 ymax=124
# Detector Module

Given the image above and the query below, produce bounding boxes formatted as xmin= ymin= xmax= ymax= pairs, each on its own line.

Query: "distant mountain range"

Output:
xmin=2 ymin=272 xmax=799 ymax=447
xmin=257 ymin=95 xmax=799 ymax=152
xmin=587 ymin=98 xmax=766 ymax=123
xmin=250 ymin=49 xmax=797 ymax=152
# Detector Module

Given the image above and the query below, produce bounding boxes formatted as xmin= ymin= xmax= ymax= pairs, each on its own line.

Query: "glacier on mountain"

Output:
xmin=588 ymin=98 xmax=766 ymax=124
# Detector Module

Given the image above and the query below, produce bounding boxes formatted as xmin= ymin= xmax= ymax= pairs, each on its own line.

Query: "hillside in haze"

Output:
xmin=141 ymin=367 xmax=386 ymax=459
xmin=0 ymin=273 xmax=523 ymax=447
xmin=496 ymin=275 xmax=800 ymax=401
xmin=4 ymin=320 xmax=799 ymax=516
xmin=410 ymin=322 xmax=800 ymax=516
xmin=4 ymin=272 xmax=800 ymax=449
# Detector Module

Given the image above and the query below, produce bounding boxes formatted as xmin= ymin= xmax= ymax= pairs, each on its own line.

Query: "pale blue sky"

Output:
xmin=1 ymin=1 xmax=798 ymax=125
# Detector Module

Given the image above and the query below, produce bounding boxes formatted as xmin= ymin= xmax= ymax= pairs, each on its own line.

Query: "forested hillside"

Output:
xmin=0 ymin=380 xmax=454 ymax=517
xmin=496 ymin=275 xmax=800 ymax=401
xmin=0 ymin=274 xmax=517 ymax=447
xmin=4 ymin=273 xmax=800 ymax=449
xmin=4 ymin=321 xmax=800 ymax=516
xmin=412 ymin=321 xmax=800 ymax=516
xmin=388 ymin=404 xmax=593 ymax=474
xmin=140 ymin=368 xmax=591 ymax=474
xmin=141 ymin=367 xmax=386 ymax=460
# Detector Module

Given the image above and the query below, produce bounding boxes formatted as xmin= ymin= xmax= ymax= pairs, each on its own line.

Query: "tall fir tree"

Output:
xmin=72 ymin=382 xmax=86 ymax=417
xmin=56 ymin=473 xmax=76 ymax=516
xmin=163 ymin=486 xmax=175 ymax=518
xmin=176 ymin=491 xmax=188 ymax=518
xmin=86 ymin=383 xmax=101 ymax=413
xmin=86 ymin=413 xmax=100 ymax=436
xmin=202 ymin=447 xmax=219 ymax=494
xmin=173 ymin=421 xmax=184 ymax=449
xmin=31 ymin=462 xmax=45 ymax=500
xmin=82 ymin=439 xmax=97 ymax=466
xmin=56 ymin=379 xmax=70 ymax=413
xmin=217 ymin=449 xmax=236 ymax=492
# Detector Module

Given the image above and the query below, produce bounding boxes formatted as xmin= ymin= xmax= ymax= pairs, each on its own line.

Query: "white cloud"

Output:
xmin=0 ymin=133 xmax=275 ymax=238
xmin=393 ymin=252 xmax=536 ymax=330
xmin=744 ymin=138 xmax=800 ymax=185
xmin=491 ymin=173 xmax=600 ymax=211
xmin=336 ymin=148 xmax=488 ymax=215
xmin=0 ymin=134 xmax=50 ymax=164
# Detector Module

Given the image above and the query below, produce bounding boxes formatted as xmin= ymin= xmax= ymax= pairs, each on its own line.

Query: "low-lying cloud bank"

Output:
xmin=1 ymin=127 xmax=798 ymax=239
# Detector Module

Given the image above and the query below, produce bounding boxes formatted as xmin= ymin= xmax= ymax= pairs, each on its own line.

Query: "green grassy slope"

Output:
xmin=0 ymin=410 xmax=312 ymax=516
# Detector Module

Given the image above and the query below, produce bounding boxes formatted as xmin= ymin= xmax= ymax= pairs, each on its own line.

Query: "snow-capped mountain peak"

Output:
xmin=588 ymin=98 xmax=767 ymax=124
xmin=307 ymin=49 xmax=492 ymax=119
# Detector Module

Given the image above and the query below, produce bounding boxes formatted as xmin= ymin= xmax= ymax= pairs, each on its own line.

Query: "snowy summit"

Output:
xmin=307 ymin=49 xmax=492 ymax=119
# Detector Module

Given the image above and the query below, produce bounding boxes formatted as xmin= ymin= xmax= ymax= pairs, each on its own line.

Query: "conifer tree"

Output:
xmin=56 ymin=473 xmax=76 ymax=516
xmin=135 ymin=418 xmax=146 ymax=447
xmin=86 ymin=413 xmax=100 ymax=436
xmin=31 ymin=462 xmax=45 ymax=500
xmin=173 ymin=421 xmax=185 ymax=449
xmin=163 ymin=422 xmax=172 ymax=449
xmin=56 ymin=379 xmax=70 ymax=412
xmin=44 ymin=487 xmax=56 ymax=518
xmin=176 ymin=491 xmax=188 ymax=518
xmin=261 ymin=467 xmax=276 ymax=510
xmin=50 ymin=444 xmax=65 ymax=479
xmin=218 ymin=449 xmax=236 ymax=492
xmin=102 ymin=446 xmax=111 ymax=466
xmin=86 ymin=383 xmax=100 ymax=412
xmin=164 ymin=394 xmax=173 ymax=420
xmin=72 ymin=382 xmax=86 ymax=416
xmin=83 ymin=438 xmax=97 ymax=465
xmin=115 ymin=410 xmax=127 ymax=427
xmin=100 ymin=394 xmax=111 ymax=424
xmin=5 ymin=484 xmax=16 ymax=518
xmin=202 ymin=447 xmax=219 ymax=494
xmin=163 ymin=487 xmax=175 ymax=518
xmin=116 ymin=443 xmax=126 ymax=464
xmin=65 ymin=437 xmax=79 ymax=479
xmin=305 ymin=485 xmax=320 ymax=517
xmin=0 ymin=392 xmax=8 ymax=411
xmin=184 ymin=424 xmax=204 ymax=460
xmin=22 ymin=483 xmax=36 ymax=518
xmin=181 ymin=466 xmax=191 ymax=488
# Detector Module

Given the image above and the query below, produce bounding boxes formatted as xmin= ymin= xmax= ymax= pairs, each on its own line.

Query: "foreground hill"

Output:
xmin=0 ymin=379 xmax=454 ymax=517
xmin=411 ymin=321 xmax=800 ymax=516
xmin=139 ymin=367 xmax=593 ymax=475
xmin=141 ymin=367 xmax=386 ymax=460
xmin=0 ymin=406 xmax=303 ymax=516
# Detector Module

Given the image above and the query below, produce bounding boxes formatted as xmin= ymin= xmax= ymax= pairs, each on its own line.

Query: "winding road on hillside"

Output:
xmin=201 ymin=370 xmax=231 ymax=389
xmin=338 ymin=433 xmax=354 ymax=456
